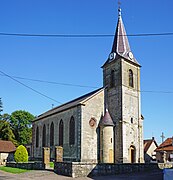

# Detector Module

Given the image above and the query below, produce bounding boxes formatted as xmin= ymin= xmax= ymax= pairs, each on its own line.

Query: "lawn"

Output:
xmin=0 ymin=166 xmax=30 ymax=174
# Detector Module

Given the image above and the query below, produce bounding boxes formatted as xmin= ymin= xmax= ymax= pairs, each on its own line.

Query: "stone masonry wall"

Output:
xmin=54 ymin=162 xmax=165 ymax=178
xmin=6 ymin=162 xmax=44 ymax=170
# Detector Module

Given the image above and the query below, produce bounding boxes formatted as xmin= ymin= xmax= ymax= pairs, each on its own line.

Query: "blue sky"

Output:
xmin=0 ymin=0 xmax=173 ymax=144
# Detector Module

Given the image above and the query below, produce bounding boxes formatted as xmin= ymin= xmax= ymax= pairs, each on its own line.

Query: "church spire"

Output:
xmin=105 ymin=7 xmax=140 ymax=66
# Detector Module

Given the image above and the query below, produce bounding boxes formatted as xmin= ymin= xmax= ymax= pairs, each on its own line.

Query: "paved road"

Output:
xmin=0 ymin=170 xmax=163 ymax=180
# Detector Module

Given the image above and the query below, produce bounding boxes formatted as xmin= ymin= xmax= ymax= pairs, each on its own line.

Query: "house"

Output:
xmin=0 ymin=140 xmax=16 ymax=165
xmin=144 ymin=137 xmax=158 ymax=163
xmin=155 ymin=137 xmax=173 ymax=163
xmin=32 ymin=7 xmax=144 ymax=164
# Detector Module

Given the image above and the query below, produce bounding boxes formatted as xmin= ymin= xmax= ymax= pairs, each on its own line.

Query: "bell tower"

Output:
xmin=102 ymin=8 xmax=144 ymax=163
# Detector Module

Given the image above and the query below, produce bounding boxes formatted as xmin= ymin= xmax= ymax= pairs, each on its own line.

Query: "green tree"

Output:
xmin=0 ymin=98 xmax=3 ymax=119
xmin=0 ymin=119 xmax=17 ymax=145
xmin=14 ymin=145 xmax=28 ymax=162
xmin=10 ymin=110 xmax=35 ymax=145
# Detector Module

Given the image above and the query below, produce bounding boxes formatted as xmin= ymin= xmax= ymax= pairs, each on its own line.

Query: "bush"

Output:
xmin=14 ymin=145 xmax=28 ymax=162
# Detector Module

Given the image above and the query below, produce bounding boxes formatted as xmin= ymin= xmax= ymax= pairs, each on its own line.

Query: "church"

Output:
xmin=32 ymin=8 xmax=144 ymax=164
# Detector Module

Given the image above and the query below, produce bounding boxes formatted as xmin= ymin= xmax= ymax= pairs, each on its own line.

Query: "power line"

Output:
xmin=1 ymin=73 xmax=173 ymax=94
xmin=0 ymin=32 xmax=173 ymax=38
xmin=0 ymin=74 xmax=98 ymax=89
xmin=141 ymin=90 xmax=173 ymax=94
xmin=0 ymin=70 xmax=62 ymax=104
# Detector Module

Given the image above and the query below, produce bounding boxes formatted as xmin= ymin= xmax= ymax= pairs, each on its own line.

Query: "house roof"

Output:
xmin=155 ymin=138 xmax=173 ymax=152
xmin=102 ymin=8 xmax=140 ymax=68
xmin=99 ymin=109 xmax=114 ymax=127
xmin=144 ymin=138 xmax=158 ymax=153
xmin=34 ymin=88 xmax=104 ymax=121
xmin=0 ymin=140 xmax=16 ymax=153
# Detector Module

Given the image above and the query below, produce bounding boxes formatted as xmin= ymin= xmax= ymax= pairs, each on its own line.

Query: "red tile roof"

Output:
xmin=155 ymin=138 xmax=173 ymax=151
xmin=0 ymin=140 xmax=16 ymax=153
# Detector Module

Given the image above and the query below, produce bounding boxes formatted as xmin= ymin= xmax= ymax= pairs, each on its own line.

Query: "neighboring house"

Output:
xmin=32 ymin=7 xmax=144 ymax=164
xmin=144 ymin=137 xmax=158 ymax=163
xmin=155 ymin=137 xmax=173 ymax=163
xmin=0 ymin=140 xmax=16 ymax=165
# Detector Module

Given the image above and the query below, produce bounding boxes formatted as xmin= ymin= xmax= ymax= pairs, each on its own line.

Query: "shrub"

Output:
xmin=14 ymin=145 xmax=28 ymax=162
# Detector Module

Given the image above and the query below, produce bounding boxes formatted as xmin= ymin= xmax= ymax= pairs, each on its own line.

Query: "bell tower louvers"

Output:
xmin=102 ymin=8 xmax=144 ymax=163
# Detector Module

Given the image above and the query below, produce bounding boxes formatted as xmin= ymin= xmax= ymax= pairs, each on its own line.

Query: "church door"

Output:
xmin=109 ymin=149 xmax=114 ymax=163
xmin=130 ymin=146 xmax=135 ymax=163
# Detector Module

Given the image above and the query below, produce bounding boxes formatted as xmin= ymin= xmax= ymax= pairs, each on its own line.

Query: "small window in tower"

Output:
xmin=131 ymin=118 xmax=133 ymax=124
xmin=129 ymin=69 xmax=134 ymax=88
xmin=111 ymin=138 xmax=112 ymax=143
xmin=110 ymin=70 xmax=115 ymax=87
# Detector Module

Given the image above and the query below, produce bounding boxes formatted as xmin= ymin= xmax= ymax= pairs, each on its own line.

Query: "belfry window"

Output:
xmin=42 ymin=124 xmax=46 ymax=147
xmin=36 ymin=126 xmax=39 ymax=148
xmin=129 ymin=69 xmax=134 ymax=88
xmin=69 ymin=116 xmax=75 ymax=145
xmin=110 ymin=70 xmax=115 ymax=87
xmin=50 ymin=122 xmax=54 ymax=146
xmin=59 ymin=120 xmax=63 ymax=146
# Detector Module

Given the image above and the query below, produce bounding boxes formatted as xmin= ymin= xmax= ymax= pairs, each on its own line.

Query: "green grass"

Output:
xmin=0 ymin=166 xmax=30 ymax=174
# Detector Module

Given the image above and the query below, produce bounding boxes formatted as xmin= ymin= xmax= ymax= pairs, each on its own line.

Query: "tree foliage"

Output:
xmin=0 ymin=98 xmax=3 ymax=119
xmin=14 ymin=145 xmax=28 ymax=162
xmin=10 ymin=110 xmax=35 ymax=145
xmin=0 ymin=99 xmax=35 ymax=146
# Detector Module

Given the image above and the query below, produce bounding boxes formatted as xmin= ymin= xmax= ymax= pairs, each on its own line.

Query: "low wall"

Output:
xmin=54 ymin=162 xmax=165 ymax=178
xmin=6 ymin=162 xmax=44 ymax=170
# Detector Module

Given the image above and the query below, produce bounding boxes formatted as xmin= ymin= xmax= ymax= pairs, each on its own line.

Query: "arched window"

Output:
xmin=50 ymin=122 xmax=54 ymax=146
xmin=110 ymin=70 xmax=115 ymax=87
xmin=129 ymin=69 xmax=134 ymax=88
xmin=69 ymin=116 xmax=75 ymax=145
xmin=36 ymin=126 xmax=39 ymax=148
xmin=59 ymin=120 xmax=63 ymax=146
xmin=42 ymin=124 xmax=46 ymax=147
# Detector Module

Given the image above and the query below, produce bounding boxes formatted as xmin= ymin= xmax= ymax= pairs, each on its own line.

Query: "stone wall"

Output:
xmin=6 ymin=162 xmax=44 ymax=170
xmin=54 ymin=162 xmax=164 ymax=178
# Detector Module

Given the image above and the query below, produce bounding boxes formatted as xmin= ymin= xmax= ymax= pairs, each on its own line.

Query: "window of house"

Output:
xmin=50 ymin=122 xmax=54 ymax=146
xmin=59 ymin=120 xmax=63 ymax=146
xmin=129 ymin=69 xmax=134 ymax=88
xmin=36 ymin=126 xmax=39 ymax=148
xmin=42 ymin=124 xmax=46 ymax=147
xmin=69 ymin=116 xmax=75 ymax=145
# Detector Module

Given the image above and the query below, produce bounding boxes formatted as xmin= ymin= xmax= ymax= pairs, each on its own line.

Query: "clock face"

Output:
xmin=128 ymin=52 xmax=133 ymax=59
xmin=109 ymin=52 xmax=115 ymax=60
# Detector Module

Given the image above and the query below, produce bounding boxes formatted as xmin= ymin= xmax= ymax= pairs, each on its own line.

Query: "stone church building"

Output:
xmin=32 ymin=8 xmax=144 ymax=164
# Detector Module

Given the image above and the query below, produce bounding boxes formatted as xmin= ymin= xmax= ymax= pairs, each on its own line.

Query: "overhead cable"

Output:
xmin=0 ymin=70 xmax=62 ymax=104
xmin=0 ymin=32 xmax=173 ymax=38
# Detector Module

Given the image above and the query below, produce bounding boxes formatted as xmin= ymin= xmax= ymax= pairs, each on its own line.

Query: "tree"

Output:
xmin=0 ymin=120 xmax=16 ymax=142
xmin=0 ymin=98 xmax=3 ymax=119
xmin=10 ymin=110 xmax=35 ymax=145
xmin=14 ymin=145 xmax=28 ymax=162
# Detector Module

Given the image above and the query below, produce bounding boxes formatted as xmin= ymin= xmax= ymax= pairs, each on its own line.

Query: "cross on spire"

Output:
xmin=118 ymin=0 xmax=121 ymax=17
xmin=161 ymin=132 xmax=165 ymax=143
xmin=118 ymin=0 xmax=121 ymax=8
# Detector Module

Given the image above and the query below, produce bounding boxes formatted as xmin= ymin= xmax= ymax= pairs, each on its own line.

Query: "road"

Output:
xmin=0 ymin=170 xmax=163 ymax=180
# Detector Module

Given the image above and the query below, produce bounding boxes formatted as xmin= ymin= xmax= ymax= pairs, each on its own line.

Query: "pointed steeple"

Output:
xmin=99 ymin=109 xmax=114 ymax=127
xmin=103 ymin=7 xmax=140 ymax=67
